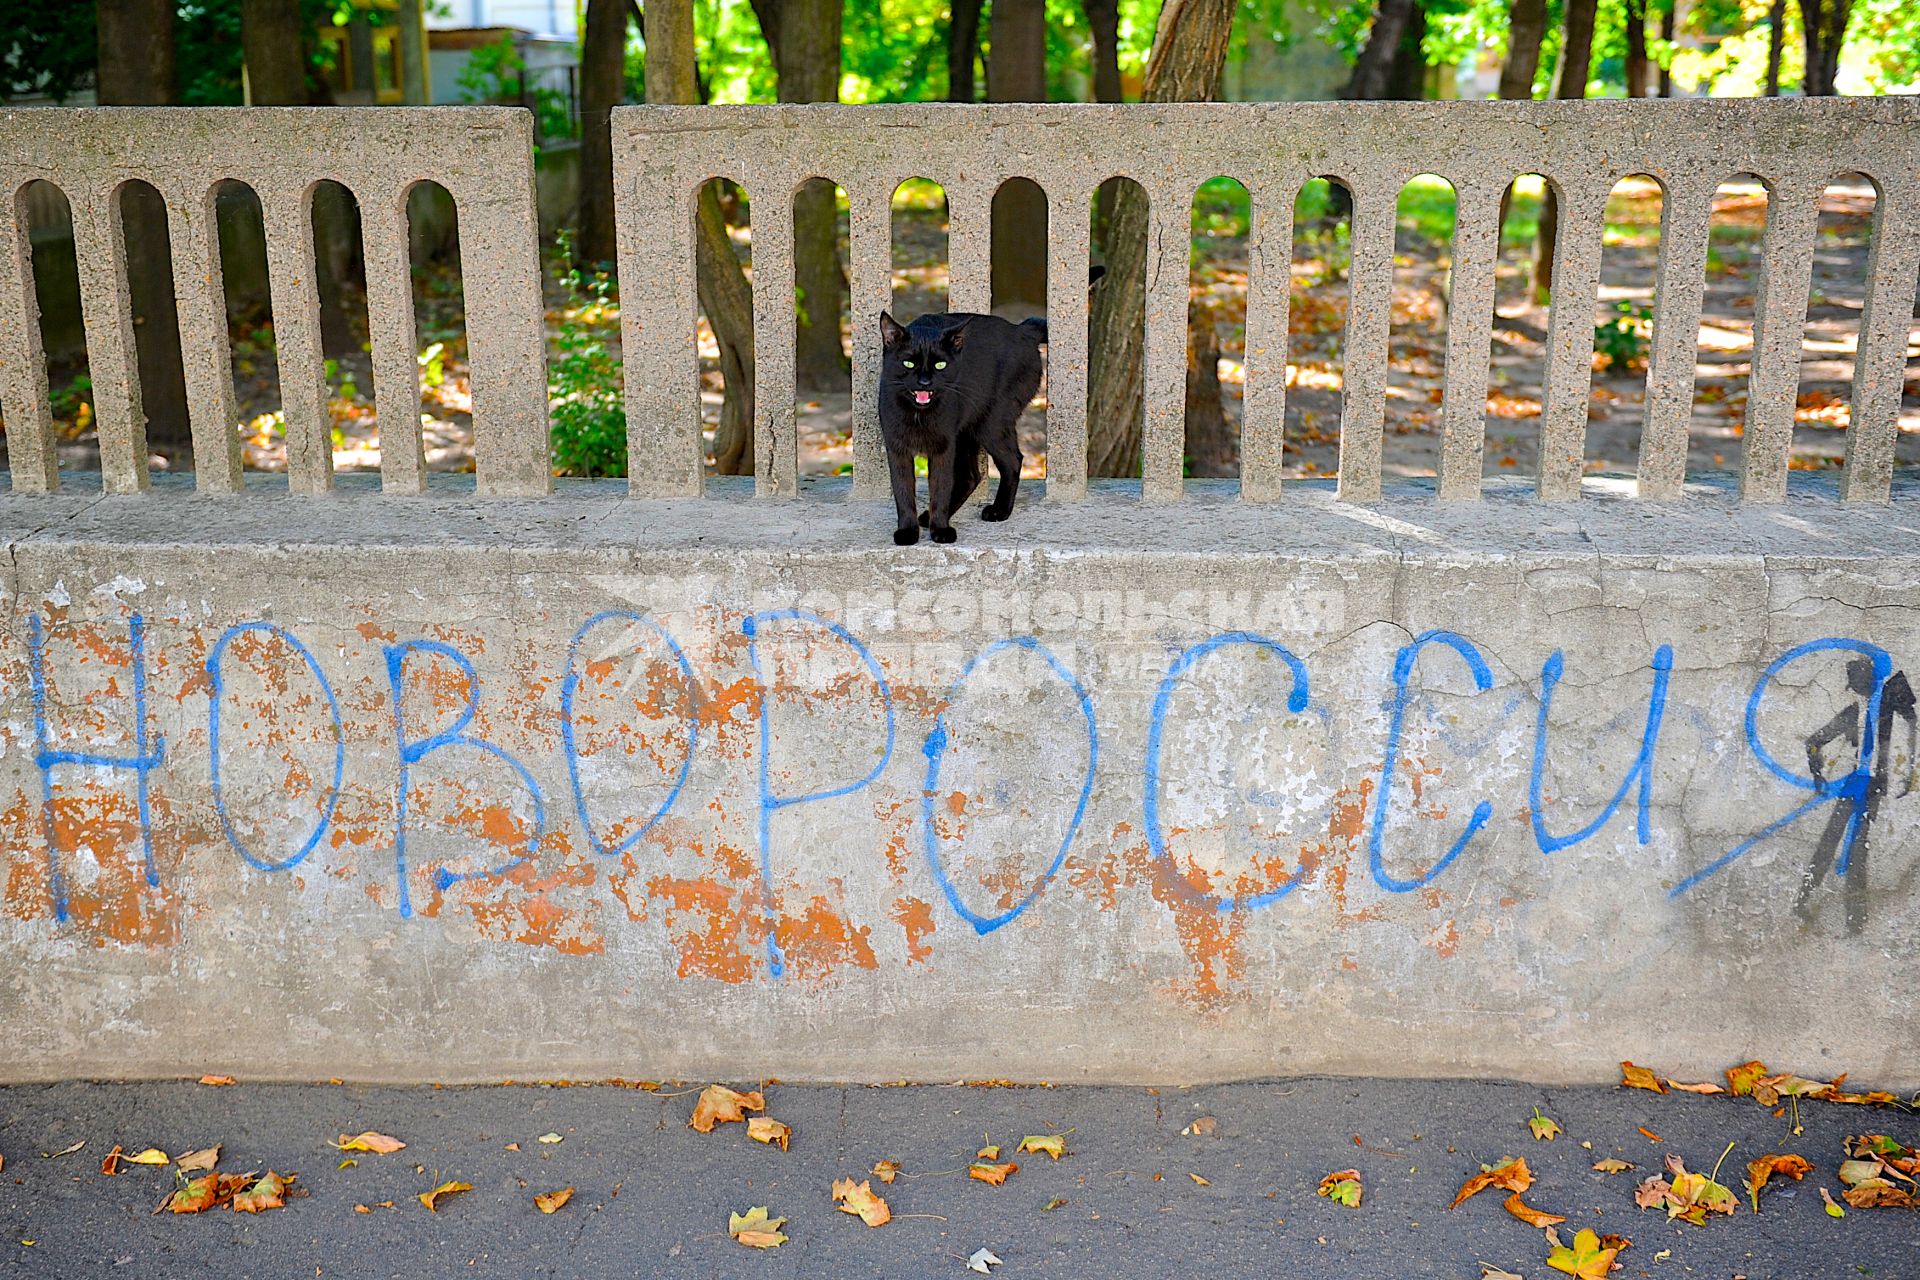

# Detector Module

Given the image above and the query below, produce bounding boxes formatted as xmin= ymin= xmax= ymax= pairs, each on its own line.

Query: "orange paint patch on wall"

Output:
xmin=774 ymin=893 xmax=878 ymax=983
xmin=892 ymin=895 xmax=936 ymax=964
xmin=466 ymin=856 xmax=604 ymax=956
xmin=645 ymin=870 xmax=756 ymax=983
xmin=44 ymin=791 xmax=182 ymax=948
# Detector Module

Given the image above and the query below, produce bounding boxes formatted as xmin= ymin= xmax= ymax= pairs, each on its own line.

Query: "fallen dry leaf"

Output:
xmin=747 ymin=1117 xmax=791 ymax=1152
xmin=100 ymin=1146 xmax=125 ymax=1177
xmin=1836 ymin=1134 xmax=1919 ymax=1208
xmin=1529 ymin=1109 xmax=1562 ymax=1142
xmin=1620 ymin=1062 xmax=1666 ymax=1094
xmin=1019 ymin=1135 xmax=1065 ymax=1160
xmin=1667 ymin=1079 xmax=1725 ymax=1095
xmin=42 ymin=1140 xmax=85 ymax=1159
xmin=1317 ymin=1169 xmax=1363 ymax=1207
xmin=1183 ymin=1116 xmax=1218 ymax=1137
xmin=534 ymin=1187 xmax=574 ymax=1214
xmin=1752 ymin=1074 xmax=1835 ymax=1107
xmin=1821 ymin=1186 xmax=1847 ymax=1217
xmin=690 ymin=1085 xmax=765 ymax=1134
xmin=1726 ymin=1061 xmax=1768 ymax=1096
xmin=831 ymin=1177 xmax=891 ymax=1227
xmin=232 ymin=1171 xmax=292 ymax=1213
xmin=1451 ymin=1157 xmax=1533 ymax=1209
xmin=197 ymin=1075 xmax=235 ymax=1087
xmin=1636 ymin=1151 xmax=1738 ymax=1225
xmin=537 ymin=1132 xmax=564 ymax=1145
xmin=333 ymin=1132 xmax=405 ymax=1154
xmin=977 ymin=1144 xmax=1000 ymax=1160
xmin=1481 ymin=1267 xmax=1524 ymax=1280
xmin=729 ymin=1205 xmax=788 ymax=1248
xmin=1547 ymin=1226 xmax=1620 ymax=1279
xmin=165 ymin=1174 xmax=223 ymax=1214
xmin=175 ymin=1145 xmax=219 ymax=1173
xmin=418 ymin=1180 xmax=471 ymax=1212
xmin=871 ymin=1159 xmax=900 ymax=1184
xmin=1593 ymin=1158 xmax=1635 ymax=1174
xmin=1504 ymin=1193 xmax=1567 ymax=1229
xmin=1637 ymin=1127 xmax=1663 ymax=1142
xmin=128 ymin=1148 xmax=171 ymax=1166
xmin=969 ymin=1160 xmax=1019 ymax=1186
xmin=967 ymin=1247 xmax=1002 ymax=1273
xmin=1746 ymin=1153 xmax=1813 ymax=1210
xmin=1190 ymin=1173 xmax=1210 ymax=1186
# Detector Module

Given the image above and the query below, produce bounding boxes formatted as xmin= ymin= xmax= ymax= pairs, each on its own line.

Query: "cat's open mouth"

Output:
xmin=912 ymin=391 xmax=933 ymax=406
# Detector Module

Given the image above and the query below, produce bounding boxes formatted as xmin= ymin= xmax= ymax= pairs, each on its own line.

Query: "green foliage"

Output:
xmin=1594 ymin=299 xmax=1653 ymax=371
xmin=0 ymin=0 xmax=96 ymax=101
xmin=1395 ymin=174 xmax=1458 ymax=247
xmin=547 ymin=231 xmax=629 ymax=479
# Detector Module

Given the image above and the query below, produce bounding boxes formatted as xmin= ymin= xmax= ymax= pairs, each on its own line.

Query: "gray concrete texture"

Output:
xmin=0 ymin=475 xmax=1916 ymax=1087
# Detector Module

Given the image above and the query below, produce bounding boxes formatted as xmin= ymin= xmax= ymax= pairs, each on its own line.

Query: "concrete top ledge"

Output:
xmin=4 ymin=473 xmax=1919 ymax=564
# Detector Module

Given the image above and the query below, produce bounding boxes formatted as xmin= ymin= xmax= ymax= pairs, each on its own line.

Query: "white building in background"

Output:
xmin=428 ymin=0 xmax=578 ymax=40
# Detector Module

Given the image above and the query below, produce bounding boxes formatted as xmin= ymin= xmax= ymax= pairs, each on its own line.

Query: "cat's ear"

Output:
xmin=880 ymin=312 xmax=906 ymax=349
xmin=945 ymin=319 xmax=973 ymax=352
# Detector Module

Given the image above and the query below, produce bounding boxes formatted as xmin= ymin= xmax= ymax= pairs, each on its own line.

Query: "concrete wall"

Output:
xmin=2 ymin=478 xmax=1915 ymax=1086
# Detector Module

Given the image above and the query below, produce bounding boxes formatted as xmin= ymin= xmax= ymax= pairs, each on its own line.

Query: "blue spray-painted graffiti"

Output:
xmin=206 ymin=621 xmax=345 ymax=873
xmin=1144 ymin=632 xmax=1311 ymax=913
xmin=742 ymin=609 xmax=895 ymax=977
xmin=922 ymin=636 xmax=1098 ymax=934
xmin=384 ymin=639 xmax=547 ymax=919
xmin=1367 ymin=630 xmax=1495 ymax=893
xmin=561 ymin=610 xmax=699 ymax=859
xmin=28 ymin=612 xmax=166 ymax=922
xmin=17 ymin=605 xmax=1908 ymax=945
xmin=1530 ymin=644 xmax=1674 ymax=854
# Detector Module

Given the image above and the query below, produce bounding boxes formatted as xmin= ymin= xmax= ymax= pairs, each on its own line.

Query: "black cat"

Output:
xmin=877 ymin=310 xmax=1044 ymax=545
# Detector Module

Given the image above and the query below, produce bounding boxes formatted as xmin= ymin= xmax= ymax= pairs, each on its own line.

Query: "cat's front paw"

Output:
xmin=980 ymin=504 xmax=1012 ymax=523
xmin=893 ymin=525 xmax=920 ymax=546
xmin=930 ymin=525 xmax=958 ymax=545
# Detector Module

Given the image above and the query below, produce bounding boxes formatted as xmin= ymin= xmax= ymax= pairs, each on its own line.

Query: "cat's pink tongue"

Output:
xmin=913 ymin=391 xmax=932 ymax=405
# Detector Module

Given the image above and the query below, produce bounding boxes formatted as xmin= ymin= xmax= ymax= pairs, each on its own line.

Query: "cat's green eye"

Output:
xmin=935 ymin=361 xmax=947 ymax=370
xmin=902 ymin=360 xmax=915 ymax=368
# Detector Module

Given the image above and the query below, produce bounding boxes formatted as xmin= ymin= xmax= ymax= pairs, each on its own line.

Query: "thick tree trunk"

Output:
xmin=1765 ymin=0 xmax=1787 ymax=95
xmin=240 ymin=0 xmax=307 ymax=103
xmin=1086 ymin=0 xmax=1235 ymax=477
xmin=749 ymin=0 xmax=845 ymax=389
xmin=97 ymin=0 xmax=192 ymax=461
xmin=650 ymin=0 xmax=756 ymax=475
xmin=948 ymin=0 xmax=984 ymax=101
xmin=1344 ymin=0 xmax=1418 ymax=100
xmin=1532 ymin=0 xmax=1597 ymax=300
xmin=1497 ymin=0 xmax=1549 ymax=100
xmin=1087 ymin=0 xmax=1124 ymax=103
xmin=1797 ymin=0 xmax=1849 ymax=95
xmin=1185 ymin=296 xmax=1235 ymax=476
xmin=1624 ymin=0 xmax=1650 ymax=97
xmin=577 ymin=0 xmax=627 ymax=266
xmin=986 ymin=0 xmax=1048 ymax=309
xmin=1382 ymin=1 xmax=1428 ymax=99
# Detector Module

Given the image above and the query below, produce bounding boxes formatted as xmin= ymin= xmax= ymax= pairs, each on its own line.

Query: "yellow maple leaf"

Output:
xmin=729 ymin=1206 xmax=788 ymax=1247
xmin=1019 ymin=1135 xmax=1065 ymax=1160
xmin=969 ymin=1160 xmax=1019 ymax=1186
xmin=418 ymin=1180 xmax=471 ymax=1212
xmin=831 ymin=1177 xmax=891 ymax=1227
xmin=333 ymin=1132 xmax=406 ymax=1154
xmin=1619 ymin=1062 xmax=1666 ymax=1093
xmin=1547 ymin=1227 xmax=1619 ymax=1279
xmin=534 ymin=1187 xmax=574 ymax=1214
xmin=747 ymin=1117 xmax=791 ymax=1151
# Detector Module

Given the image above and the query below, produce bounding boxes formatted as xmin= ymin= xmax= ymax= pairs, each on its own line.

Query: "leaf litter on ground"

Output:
xmin=1317 ymin=1169 xmax=1362 ymax=1207
xmin=1635 ymin=1147 xmax=1739 ymax=1225
xmin=832 ymin=1177 xmax=891 ymax=1227
xmin=332 ymin=1132 xmax=405 ymax=1154
xmin=1745 ymin=1153 xmax=1813 ymax=1210
xmin=1547 ymin=1227 xmax=1621 ymax=1279
xmin=729 ymin=1206 xmax=788 ymax=1248
xmin=1837 ymin=1133 xmax=1918 ymax=1208
xmin=1450 ymin=1157 xmax=1532 ymax=1209
xmin=690 ymin=1085 xmax=765 ymax=1133
xmin=747 ymin=1116 xmax=791 ymax=1151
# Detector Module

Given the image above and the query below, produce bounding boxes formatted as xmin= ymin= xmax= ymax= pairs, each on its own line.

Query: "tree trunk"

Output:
xmin=1382 ymin=1 xmax=1428 ymax=99
xmin=97 ymin=0 xmax=192 ymax=462
xmin=1087 ymin=0 xmax=1124 ymax=103
xmin=749 ymin=0 xmax=845 ymax=390
xmin=1086 ymin=0 xmax=1235 ymax=477
xmin=1624 ymin=0 xmax=1649 ymax=97
xmin=1497 ymin=0 xmax=1549 ymax=100
xmin=240 ymin=0 xmax=307 ymax=104
xmin=1797 ymin=0 xmax=1849 ymax=95
xmin=1344 ymin=0 xmax=1418 ymax=100
xmin=949 ymin=0 xmax=984 ymax=101
xmin=650 ymin=0 xmax=756 ymax=475
xmin=1765 ymin=0 xmax=1787 ymax=95
xmin=1657 ymin=0 xmax=1675 ymax=95
xmin=1185 ymin=295 xmax=1235 ymax=476
xmin=577 ymin=0 xmax=627 ymax=266
xmin=1532 ymin=0 xmax=1597 ymax=300
xmin=985 ymin=0 xmax=1048 ymax=309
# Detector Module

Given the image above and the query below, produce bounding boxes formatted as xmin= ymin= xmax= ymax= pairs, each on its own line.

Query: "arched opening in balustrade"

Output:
xmin=116 ymin=179 xmax=190 ymax=475
xmin=14 ymin=180 xmax=90 ymax=487
xmin=212 ymin=180 xmax=278 ymax=475
xmin=1285 ymin=176 xmax=1352 ymax=483
xmin=1488 ymin=173 xmax=1549 ymax=482
xmin=989 ymin=177 xmax=1049 ymax=484
xmin=1793 ymin=173 xmax=1882 ymax=475
xmin=1085 ymin=176 xmax=1147 ymax=480
xmin=695 ymin=177 xmax=753 ymax=478
xmin=1590 ymin=173 xmax=1666 ymax=480
xmin=793 ymin=177 xmax=850 ymax=481
xmin=1690 ymin=174 xmax=1770 ymax=479
xmin=892 ymin=178 xmax=949 ymax=319
xmin=404 ymin=180 xmax=469 ymax=480
xmin=1387 ymin=173 xmax=1456 ymax=479
xmin=1187 ymin=176 xmax=1250 ymax=481
xmin=309 ymin=179 xmax=370 ymax=480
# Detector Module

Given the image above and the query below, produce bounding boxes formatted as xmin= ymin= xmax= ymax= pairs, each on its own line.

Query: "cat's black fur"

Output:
xmin=877 ymin=310 xmax=1044 ymax=545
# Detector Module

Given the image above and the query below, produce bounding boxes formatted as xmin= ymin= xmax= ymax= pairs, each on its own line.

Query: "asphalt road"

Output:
xmin=1 ymin=1076 xmax=1913 ymax=1279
